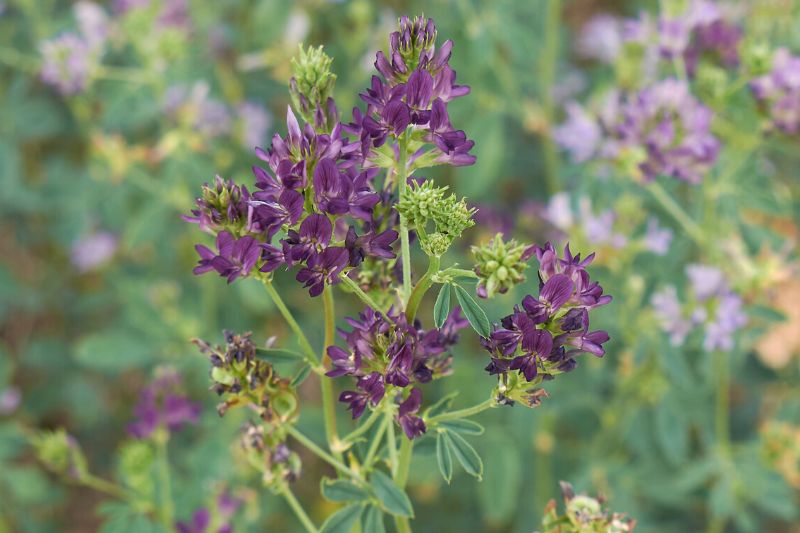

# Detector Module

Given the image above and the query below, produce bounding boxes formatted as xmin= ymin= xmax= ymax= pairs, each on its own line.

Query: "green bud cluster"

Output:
xmin=540 ymin=482 xmax=636 ymax=533
xmin=194 ymin=331 xmax=299 ymax=422
xmin=289 ymin=45 xmax=337 ymax=127
xmin=119 ymin=440 xmax=155 ymax=498
xmin=32 ymin=429 xmax=88 ymax=481
xmin=397 ymin=180 xmax=475 ymax=257
xmin=471 ymin=234 xmax=533 ymax=299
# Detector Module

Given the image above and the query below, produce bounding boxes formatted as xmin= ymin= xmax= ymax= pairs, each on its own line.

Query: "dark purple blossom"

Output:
xmin=128 ymin=369 xmax=201 ymax=439
xmin=194 ymin=231 xmax=260 ymax=283
xmin=296 ymin=246 xmax=349 ymax=296
xmin=397 ymin=388 xmax=426 ymax=439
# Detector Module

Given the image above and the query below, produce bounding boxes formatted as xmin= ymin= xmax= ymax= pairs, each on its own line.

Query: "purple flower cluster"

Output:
xmin=39 ymin=33 xmax=97 ymax=95
xmin=348 ymin=15 xmax=476 ymax=168
xmin=556 ymin=79 xmax=720 ymax=184
xmin=326 ymin=306 xmax=468 ymax=439
xmin=128 ymin=368 xmax=201 ymax=439
xmin=651 ymin=264 xmax=747 ymax=351
xmin=750 ymin=48 xmax=800 ymax=134
xmin=482 ymin=243 xmax=611 ymax=392
xmin=176 ymin=492 xmax=241 ymax=533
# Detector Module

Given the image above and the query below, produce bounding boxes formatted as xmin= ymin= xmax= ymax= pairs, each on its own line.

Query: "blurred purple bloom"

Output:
xmin=40 ymin=33 xmax=94 ymax=95
xmin=71 ymin=231 xmax=117 ymax=272
xmin=0 ymin=387 xmax=21 ymax=415
xmin=237 ymin=101 xmax=272 ymax=150
xmin=176 ymin=509 xmax=210 ymax=533
xmin=651 ymin=286 xmax=694 ymax=345
xmin=113 ymin=0 xmax=190 ymax=30
xmin=128 ymin=369 xmax=201 ymax=439
xmin=578 ymin=14 xmax=623 ymax=64
xmin=553 ymin=102 xmax=601 ymax=164
xmin=704 ymin=290 xmax=747 ymax=352
xmin=686 ymin=263 xmax=726 ymax=301
xmin=74 ymin=2 xmax=109 ymax=49
xmin=750 ymin=48 xmax=800 ymax=134
xmin=643 ymin=217 xmax=673 ymax=255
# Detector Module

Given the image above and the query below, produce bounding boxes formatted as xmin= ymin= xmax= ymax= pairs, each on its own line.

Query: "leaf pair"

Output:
xmin=436 ymin=427 xmax=484 ymax=483
xmin=434 ymin=282 xmax=491 ymax=337
xmin=319 ymin=470 xmax=414 ymax=532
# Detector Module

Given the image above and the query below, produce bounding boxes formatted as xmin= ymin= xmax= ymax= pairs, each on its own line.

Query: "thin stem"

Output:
xmin=385 ymin=411 xmax=399 ymax=476
xmin=364 ymin=415 xmax=389 ymax=468
xmin=154 ymin=431 xmax=175 ymax=532
xmin=342 ymin=407 xmax=383 ymax=445
xmin=286 ymin=425 xmax=360 ymax=481
xmin=82 ymin=475 xmax=134 ymax=501
xmin=540 ymin=0 xmax=562 ymax=195
xmin=405 ymin=255 xmax=440 ymax=323
xmin=714 ymin=350 xmax=730 ymax=456
xmin=439 ymin=267 xmax=478 ymax=280
xmin=395 ymin=515 xmax=413 ymax=533
xmin=427 ymin=398 xmax=496 ymax=425
xmin=397 ymin=131 xmax=413 ymax=305
xmin=647 ymin=182 xmax=707 ymax=247
xmin=280 ymin=485 xmax=319 ymax=533
xmin=321 ymin=287 xmax=342 ymax=459
xmin=259 ymin=277 xmax=319 ymax=366
xmin=394 ymin=437 xmax=415 ymax=533
xmin=339 ymin=274 xmax=390 ymax=319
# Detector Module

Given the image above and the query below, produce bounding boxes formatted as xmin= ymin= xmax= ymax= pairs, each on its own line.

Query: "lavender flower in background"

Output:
xmin=163 ymin=83 xmax=232 ymax=139
xmin=237 ymin=101 xmax=272 ymax=150
xmin=578 ymin=14 xmax=623 ymax=64
xmin=643 ymin=217 xmax=673 ymax=255
xmin=70 ymin=231 xmax=117 ymax=272
xmin=73 ymin=2 xmax=109 ymax=49
xmin=113 ymin=0 xmax=190 ymax=31
xmin=652 ymin=264 xmax=746 ymax=351
xmin=128 ymin=368 xmax=201 ymax=439
xmin=0 ymin=386 xmax=21 ymax=415
xmin=176 ymin=492 xmax=241 ymax=533
xmin=40 ymin=33 xmax=95 ymax=95
xmin=750 ymin=48 xmax=800 ymax=134
xmin=552 ymin=103 xmax=601 ymax=164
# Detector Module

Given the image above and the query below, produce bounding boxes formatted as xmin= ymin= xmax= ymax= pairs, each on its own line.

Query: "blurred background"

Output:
xmin=1 ymin=0 xmax=799 ymax=531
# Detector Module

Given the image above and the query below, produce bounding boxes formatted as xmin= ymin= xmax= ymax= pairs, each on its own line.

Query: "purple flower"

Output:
xmin=578 ymin=15 xmax=623 ymax=64
xmin=128 ymin=369 xmax=201 ymax=439
xmin=643 ymin=217 xmax=673 ymax=255
xmin=71 ymin=231 xmax=117 ymax=272
xmin=176 ymin=509 xmax=211 ymax=533
xmin=194 ymin=231 xmax=261 ymax=283
xmin=553 ymin=102 xmax=601 ymax=164
xmin=339 ymin=372 xmax=385 ymax=419
xmin=651 ymin=286 xmax=694 ymax=346
xmin=397 ymin=388 xmax=426 ymax=439
xmin=510 ymin=329 xmax=554 ymax=381
xmin=40 ymin=33 xmax=95 ymax=95
xmin=295 ymin=246 xmax=349 ymax=296
xmin=183 ymin=175 xmax=253 ymax=233
xmin=750 ymin=48 xmax=800 ymax=135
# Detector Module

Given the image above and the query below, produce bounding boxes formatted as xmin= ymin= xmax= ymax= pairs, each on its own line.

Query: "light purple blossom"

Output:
xmin=686 ymin=263 xmax=726 ymax=301
xmin=40 ymin=33 xmax=95 ymax=95
xmin=578 ymin=198 xmax=627 ymax=249
xmin=71 ymin=231 xmax=117 ymax=272
xmin=553 ymin=102 xmax=601 ymax=164
xmin=74 ymin=2 xmax=109 ymax=49
xmin=750 ymin=48 xmax=800 ymax=134
xmin=578 ymin=15 xmax=623 ymax=64
xmin=0 ymin=387 xmax=21 ymax=415
xmin=651 ymin=286 xmax=695 ymax=346
xmin=643 ymin=217 xmax=673 ymax=255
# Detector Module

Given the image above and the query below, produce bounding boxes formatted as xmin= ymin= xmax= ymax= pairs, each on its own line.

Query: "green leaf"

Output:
xmin=436 ymin=432 xmax=453 ymax=484
xmin=453 ymin=284 xmax=491 ymax=337
xmin=320 ymin=503 xmax=365 ymax=533
xmin=255 ymin=348 xmax=306 ymax=363
xmin=73 ymin=331 xmax=153 ymax=373
xmin=433 ymin=283 xmax=451 ymax=328
xmin=445 ymin=429 xmax=483 ymax=480
xmin=320 ymin=478 xmax=370 ymax=503
xmin=98 ymin=502 xmax=159 ymax=533
xmin=361 ymin=504 xmax=386 ymax=533
xmin=654 ymin=396 xmax=688 ymax=466
xmin=291 ymin=364 xmax=313 ymax=387
xmin=748 ymin=304 xmax=787 ymax=323
xmin=370 ymin=470 xmax=414 ymax=518
xmin=438 ymin=419 xmax=485 ymax=435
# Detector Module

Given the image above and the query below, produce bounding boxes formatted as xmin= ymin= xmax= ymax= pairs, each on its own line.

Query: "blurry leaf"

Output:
xmin=436 ymin=432 xmax=453 ymax=484
xmin=654 ymin=395 xmax=688 ymax=466
xmin=709 ymin=475 xmax=736 ymax=521
xmin=748 ymin=304 xmax=787 ymax=323
xmin=370 ymin=470 xmax=414 ymax=517
xmin=73 ymin=331 xmax=153 ymax=373
xmin=291 ymin=364 xmax=313 ymax=387
xmin=438 ymin=419 xmax=484 ymax=435
xmin=445 ymin=429 xmax=483 ymax=480
xmin=255 ymin=348 xmax=305 ymax=363
xmin=2 ymin=466 xmax=52 ymax=505
xmin=122 ymin=202 xmax=172 ymax=249
xmin=360 ymin=504 xmax=386 ymax=533
xmin=478 ymin=433 xmax=521 ymax=523
xmin=433 ymin=283 xmax=451 ymax=328
xmin=98 ymin=502 xmax=159 ymax=533
xmin=453 ymin=284 xmax=491 ymax=337
xmin=320 ymin=478 xmax=370 ymax=503
xmin=319 ymin=503 xmax=365 ymax=533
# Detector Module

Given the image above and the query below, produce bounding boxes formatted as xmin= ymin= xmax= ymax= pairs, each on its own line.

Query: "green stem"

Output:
xmin=280 ymin=485 xmax=319 ymax=533
xmin=541 ymin=0 xmax=562 ymax=195
xmin=82 ymin=475 xmax=135 ymax=501
xmin=427 ymin=398 xmax=496 ymax=425
xmin=364 ymin=415 xmax=389 ymax=468
xmin=321 ymin=287 xmax=342 ymax=460
xmin=647 ymin=182 xmax=707 ymax=247
xmin=397 ymin=131 xmax=413 ymax=304
xmin=286 ymin=426 xmax=360 ymax=481
xmin=405 ymin=255 xmax=440 ymax=323
xmin=154 ymin=430 xmax=175 ymax=532
xmin=342 ymin=407 xmax=383 ymax=444
xmin=439 ymin=267 xmax=478 ymax=280
xmin=394 ymin=438 xmax=415 ymax=533
xmin=338 ymin=274 xmax=389 ymax=319
xmin=714 ymin=350 xmax=730 ymax=456
xmin=385 ymin=411 xmax=399 ymax=476
xmin=259 ymin=277 xmax=319 ymax=366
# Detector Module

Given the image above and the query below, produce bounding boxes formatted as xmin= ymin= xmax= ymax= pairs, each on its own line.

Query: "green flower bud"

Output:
xmin=471 ymin=234 xmax=534 ymax=299
xmin=421 ymin=232 xmax=451 ymax=258
xmin=741 ymin=41 xmax=773 ymax=77
xmin=289 ymin=45 xmax=337 ymax=127
xmin=32 ymin=429 xmax=88 ymax=481
xmin=119 ymin=440 xmax=155 ymax=497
